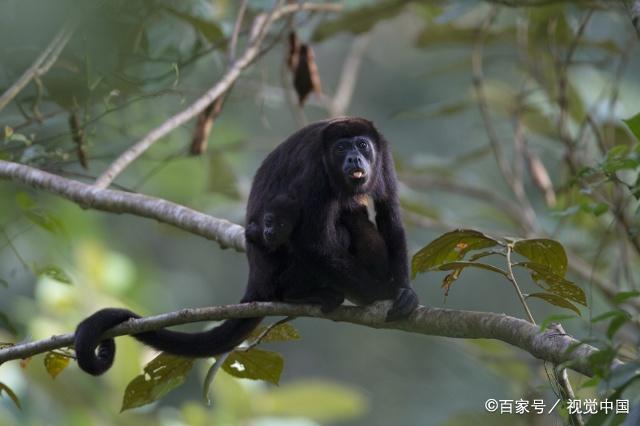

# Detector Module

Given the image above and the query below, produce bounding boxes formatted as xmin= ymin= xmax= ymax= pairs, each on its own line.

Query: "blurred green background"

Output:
xmin=1 ymin=0 xmax=639 ymax=425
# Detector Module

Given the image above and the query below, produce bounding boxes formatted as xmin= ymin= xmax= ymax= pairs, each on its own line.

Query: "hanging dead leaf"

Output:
xmin=441 ymin=268 xmax=462 ymax=296
xmin=69 ymin=112 xmax=88 ymax=169
xmin=190 ymin=95 xmax=226 ymax=155
xmin=287 ymin=31 xmax=300 ymax=71
xmin=293 ymin=44 xmax=322 ymax=106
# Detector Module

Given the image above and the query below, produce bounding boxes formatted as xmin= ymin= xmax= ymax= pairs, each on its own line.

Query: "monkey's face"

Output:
xmin=263 ymin=212 xmax=294 ymax=247
xmin=328 ymin=135 xmax=377 ymax=194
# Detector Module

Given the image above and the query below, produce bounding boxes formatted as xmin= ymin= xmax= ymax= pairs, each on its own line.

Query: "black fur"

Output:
xmin=245 ymin=194 xmax=300 ymax=251
xmin=74 ymin=117 xmax=418 ymax=376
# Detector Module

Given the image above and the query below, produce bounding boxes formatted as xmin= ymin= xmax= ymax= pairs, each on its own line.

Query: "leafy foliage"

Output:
xmin=43 ymin=352 xmax=70 ymax=379
xmin=411 ymin=229 xmax=499 ymax=278
xmin=0 ymin=382 xmax=21 ymax=410
xmin=121 ymin=353 xmax=194 ymax=412
xmin=222 ymin=348 xmax=284 ymax=385
xmin=412 ymin=230 xmax=585 ymax=315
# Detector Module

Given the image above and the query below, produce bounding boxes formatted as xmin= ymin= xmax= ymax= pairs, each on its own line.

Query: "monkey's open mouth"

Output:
xmin=349 ymin=169 xmax=366 ymax=179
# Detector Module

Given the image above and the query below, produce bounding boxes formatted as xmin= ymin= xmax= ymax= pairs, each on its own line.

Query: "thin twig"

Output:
xmin=240 ymin=316 xmax=295 ymax=351
xmin=471 ymin=8 xmax=538 ymax=234
xmin=506 ymin=244 xmax=536 ymax=324
xmin=94 ymin=2 xmax=343 ymax=189
xmin=0 ymin=22 xmax=75 ymax=112
xmin=329 ymin=34 xmax=371 ymax=117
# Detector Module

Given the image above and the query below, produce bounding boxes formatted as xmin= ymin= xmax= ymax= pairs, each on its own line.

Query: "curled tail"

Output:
xmin=74 ymin=308 xmax=262 ymax=376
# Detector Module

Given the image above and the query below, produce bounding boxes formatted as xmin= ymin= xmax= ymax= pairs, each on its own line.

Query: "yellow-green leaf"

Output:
xmin=207 ymin=151 xmax=240 ymax=199
xmin=44 ymin=352 xmax=70 ymax=379
xmin=623 ymin=113 xmax=640 ymax=142
xmin=254 ymin=380 xmax=368 ymax=423
xmin=513 ymin=238 xmax=567 ymax=277
xmin=516 ymin=262 xmax=586 ymax=306
xmin=35 ymin=265 xmax=72 ymax=285
xmin=411 ymin=229 xmax=499 ymax=279
xmin=0 ymin=382 xmax=21 ymax=410
xmin=247 ymin=323 xmax=301 ymax=343
xmin=121 ymin=353 xmax=194 ymax=412
xmin=23 ymin=210 xmax=65 ymax=235
xmin=527 ymin=292 xmax=580 ymax=315
xmin=222 ymin=348 xmax=283 ymax=385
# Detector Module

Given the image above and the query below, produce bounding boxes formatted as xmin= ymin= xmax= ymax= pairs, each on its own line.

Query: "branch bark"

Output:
xmin=0 ymin=302 xmax=620 ymax=378
xmin=0 ymin=160 xmax=246 ymax=251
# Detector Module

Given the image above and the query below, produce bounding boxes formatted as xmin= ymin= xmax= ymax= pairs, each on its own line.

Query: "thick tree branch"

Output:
xmin=0 ymin=160 xmax=246 ymax=251
xmin=0 ymin=302 xmax=620 ymax=378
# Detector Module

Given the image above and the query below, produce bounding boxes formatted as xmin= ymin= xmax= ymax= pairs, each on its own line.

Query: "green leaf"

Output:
xmin=587 ymin=312 xmax=632 ymax=343
xmin=623 ymin=113 xmax=640 ymax=142
xmin=527 ymin=292 xmax=580 ymax=315
xmin=513 ymin=238 xmax=568 ymax=277
xmin=0 ymin=278 xmax=7 ymax=288
xmin=468 ymin=249 xmax=504 ymax=262
xmin=0 ymin=312 xmax=17 ymax=335
xmin=121 ymin=353 xmax=194 ymax=412
xmin=162 ymin=7 xmax=224 ymax=44
xmin=247 ymin=323 xmax=301 ymax=343
xmin=607 ymin=315 xmax=631 ymax=339
xmin=44 ymin=352 xmax=70 ymax=379
xmin=222 ymin=348 xmax=283 ymax=385
xmin=592 ymin=310 xmax=630 ymax=324
xmin=254 ymin=380 xmax=367 ymax=423
xmin=15 ymin=192 xmax=36 ymax=210
xmin=312 ymin=0 xmax=408 ymax=42
xmin=23 ymin=210 xmax=65 ymax=235
xmin=35 ymin=265 xmax=73 ymax=285
xmin=607 ymin=362 xmax=640 ymax=391
xmin=207 ymin=151 xmax=240 ymax=199
xmin=0 ymin=382 xmax=21 ymax=410
xmin=437 ymin=261 xmax=507 ymax=276
xmin=411 ymin=229 xmax=500 ymax=279
xmin=3 ymin=126 xmax=13 ymax=140
xmin=613 ymin=291 xmax=640 ymax=305
xmin=515 ymin=262 xmax=586 ymax=305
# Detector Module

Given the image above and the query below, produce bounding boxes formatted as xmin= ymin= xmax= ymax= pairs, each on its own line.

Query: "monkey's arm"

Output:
xmin=374 ymin=198 xmax=419 ymax=321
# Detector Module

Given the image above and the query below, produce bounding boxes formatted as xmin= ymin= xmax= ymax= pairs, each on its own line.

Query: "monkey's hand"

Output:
xmin=385 ymin=287 xmax=419 ymax=322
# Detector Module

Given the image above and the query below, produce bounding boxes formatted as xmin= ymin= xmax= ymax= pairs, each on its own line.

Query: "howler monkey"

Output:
xmin=74 ymin=117 xmax=419 ymax=375
xmin=245 ymin=194 xmax=300 ymax=251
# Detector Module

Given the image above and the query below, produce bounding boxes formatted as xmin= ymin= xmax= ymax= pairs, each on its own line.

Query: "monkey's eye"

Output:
xmin=335 ymin=144 xmax=346 ymax=153
xmin=357 ymin=140 xmax=368 ymax=150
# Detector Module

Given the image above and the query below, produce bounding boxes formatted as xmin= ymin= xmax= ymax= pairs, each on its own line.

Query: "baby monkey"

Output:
xmin=245 ymin=194 xmax=300 ymax=251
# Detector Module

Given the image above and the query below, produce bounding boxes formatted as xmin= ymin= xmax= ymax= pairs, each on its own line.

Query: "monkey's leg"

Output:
xmin=279 ymin=284 xmax=345 ymax=313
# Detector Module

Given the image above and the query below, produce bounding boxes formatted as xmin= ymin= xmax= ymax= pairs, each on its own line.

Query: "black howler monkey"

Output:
xmin=74 ymin=117 xmax=419 ymax=376
xmin=245 ymin=193 xmax=300 ymax=251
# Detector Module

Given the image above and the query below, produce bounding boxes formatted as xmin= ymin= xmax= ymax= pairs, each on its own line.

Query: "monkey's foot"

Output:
xmin=320 ymin=292 xmax=345 ymax=314
xmin=385 ymin=288 xmax=419 ymax=322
